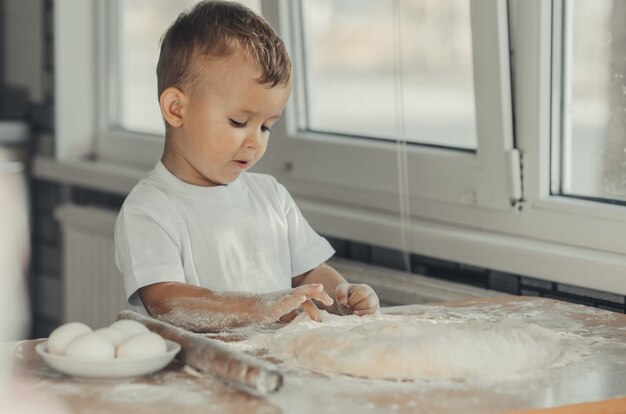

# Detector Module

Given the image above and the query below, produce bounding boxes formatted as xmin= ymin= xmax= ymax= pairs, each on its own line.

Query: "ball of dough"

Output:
xmin=64 ymin=332 xmax=116 ymax=360
xmin=46 ymin=322 xmax=92 ymax=355
xmin=94 ymin=327 xmax=128 ymax=346
xmin=117 ymin=332 xmax=167 ymax=358
xmin=109 ymin=319 xmax=149 ymax=338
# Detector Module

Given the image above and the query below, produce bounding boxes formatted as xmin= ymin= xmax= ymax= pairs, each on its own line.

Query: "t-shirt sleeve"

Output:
xmin=276 ymin=182 xmax=335 ymax=276
xmin=114 ymin=199 xmax=186 ymax=306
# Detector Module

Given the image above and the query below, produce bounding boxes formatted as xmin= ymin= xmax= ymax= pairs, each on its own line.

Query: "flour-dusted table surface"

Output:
xmin=10 ymin=297 xmax=626 ymax=413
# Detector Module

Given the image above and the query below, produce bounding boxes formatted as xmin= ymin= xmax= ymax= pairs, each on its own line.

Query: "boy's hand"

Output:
xmin=335 ymin=283 xmax=380 ymax=316
xmin=255 ymin=284 xmax=333 ymax=323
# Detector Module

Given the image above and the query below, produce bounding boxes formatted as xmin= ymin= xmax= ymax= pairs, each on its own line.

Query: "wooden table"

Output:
xmin=10 ymin=297 xmax=626 ymax=413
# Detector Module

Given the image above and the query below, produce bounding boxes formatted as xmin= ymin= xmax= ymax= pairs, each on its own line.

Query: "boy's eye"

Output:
xmin=261 ymin=125 xmax=272 ymax=134
xmin=229 ymin=119 xmax=247 ymax=128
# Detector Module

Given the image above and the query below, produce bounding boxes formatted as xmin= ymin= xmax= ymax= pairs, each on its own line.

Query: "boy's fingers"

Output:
xmin=280 ymin=294 xmax=306 ymax=314
xmin=301 ymin=299 xmax=322 ymax=322
xmin=295 ymin=284 xmax=334 ymax=306
xmin=351 ymin=290 xmax=379 ymax=311
xmin=311 ymin=290 xmax=334 ymax=306
xmin=279 ymin=309 xmax=299 ymax=323
xmin=293 ymin=283 xmax=323 ymax=295
xmin=345 ymin=284 xmax=373 ymax=306
xmin=354 ymin=307 xmax=380 ymax=317
xmin=335 ymin=283 xmax=350 ymax=306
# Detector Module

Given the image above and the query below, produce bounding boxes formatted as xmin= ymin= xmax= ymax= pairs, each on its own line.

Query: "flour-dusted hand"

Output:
xmin=256 ymin=284 xmax=333 ymax=323
xmin=335 ymin=283 xmax=380 ymax=316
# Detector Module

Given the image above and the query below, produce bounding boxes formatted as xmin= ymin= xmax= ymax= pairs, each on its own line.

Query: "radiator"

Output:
xmin=55 ymin=204 xmax=131 ymax=329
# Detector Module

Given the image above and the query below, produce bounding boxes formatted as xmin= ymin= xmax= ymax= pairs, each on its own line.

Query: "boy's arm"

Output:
xmin=139 ymin=282 xmax=333 ymax=333
xmin=293 ymin=264 xmax=380 ymax=317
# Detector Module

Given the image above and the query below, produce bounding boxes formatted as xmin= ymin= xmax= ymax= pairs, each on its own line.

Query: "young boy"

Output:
xmin=114 ymin=1 xmax=380 ymax=333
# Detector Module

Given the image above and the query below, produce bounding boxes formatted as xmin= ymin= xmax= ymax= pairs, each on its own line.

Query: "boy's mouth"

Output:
xmin=234 ymin=160 xmax=249 ymax=169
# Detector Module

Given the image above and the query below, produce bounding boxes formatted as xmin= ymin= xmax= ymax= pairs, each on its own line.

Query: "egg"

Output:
xmin=64 ymin=332 xmax=116 ymax=360
xmin=109 ymin=319 xmax=149 ymax=338
xmin=46 ymin=322 xmax=92 ymax=355
xmin=116 ymin=332 xmax=167 ymax=358
xmin=94 ymin=327 xmax=128 ymax=346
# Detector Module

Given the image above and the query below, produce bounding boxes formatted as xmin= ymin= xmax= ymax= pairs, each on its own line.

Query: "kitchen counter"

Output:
xmin=10 ymin=297 xmax=626 ymax=413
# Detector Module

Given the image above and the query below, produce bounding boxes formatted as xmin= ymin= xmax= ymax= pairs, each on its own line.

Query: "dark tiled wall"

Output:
xmin=325 ymin=236 xmax=626 ymax=313
xmin=30 ymin=180 xmax=127 ymax=338
xmin=27 ymin=0 xmax=57 ymax=339
xmin=30 ymin=181 xmax=62 ymax=338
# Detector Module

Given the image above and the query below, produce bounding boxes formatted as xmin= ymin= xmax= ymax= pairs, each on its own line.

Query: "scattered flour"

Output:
xmin=102 ymin=382 xmax=207 ymax=406
xmin=247 ymin=311 xmax=566 ymax=381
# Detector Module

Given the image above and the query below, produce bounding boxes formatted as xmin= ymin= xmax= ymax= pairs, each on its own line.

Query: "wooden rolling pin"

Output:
xmin=117 ymin=310 xmax=283 ymax=396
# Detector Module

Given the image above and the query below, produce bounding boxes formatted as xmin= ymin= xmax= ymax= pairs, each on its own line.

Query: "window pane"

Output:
xmin=559 ymin=0 xmax=626 ymax=203
xmin=110 ymin=0 xmax=261 ymax=136
xmin=300 ymin=0 xmax=477 ymax=149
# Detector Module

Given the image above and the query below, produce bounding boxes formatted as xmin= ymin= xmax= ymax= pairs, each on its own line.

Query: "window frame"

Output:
xmin=95 ymin=0 xmax=166 ymax=169
xmin=257 ymin=0 xmax=520 ymax=214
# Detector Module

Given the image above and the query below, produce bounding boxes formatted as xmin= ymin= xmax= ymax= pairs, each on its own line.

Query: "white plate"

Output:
xmin=35 ymin=340 xmax=181 ymax=379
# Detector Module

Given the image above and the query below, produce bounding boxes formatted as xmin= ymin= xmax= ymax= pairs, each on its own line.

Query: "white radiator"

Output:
xmin=55 ymin=204 xmax=131 ymax=328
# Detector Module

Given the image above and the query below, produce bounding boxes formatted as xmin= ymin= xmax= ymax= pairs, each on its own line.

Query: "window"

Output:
xmin=261 ymin=0 xmax=517 ymax=214
xmin=298 ymin=0 xmax=477 ymax=150
xmin=107 ymin=0 xmax=200 ymax=136
xmin=258 ymin=0 xmax=626 ymax=293
xmin=553 ymin=0 xmax=626 ymax=204
xmin=106 ymin=0 xmax=262 ymax=136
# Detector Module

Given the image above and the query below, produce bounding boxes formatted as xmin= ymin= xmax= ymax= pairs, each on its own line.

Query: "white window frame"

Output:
xmin=54 ymin=0 xmax=174 ymax=169
xmin=96 ymin=0 xmax=165 ymax=168
xmin=95 ymin=0 xmax=165 ymax=169
xmin=258 ymin=0 xmax=519 ymax=214
xmin=50 ymin=0 xmax=626 ymax=294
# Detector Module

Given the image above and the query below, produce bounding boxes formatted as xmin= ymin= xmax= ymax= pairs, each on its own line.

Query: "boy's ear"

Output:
xmin=159 ymin=87 xmax=186 ymax=128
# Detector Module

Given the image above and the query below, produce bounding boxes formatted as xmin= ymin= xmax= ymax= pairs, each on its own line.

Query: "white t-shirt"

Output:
xmin=115 ymin=162 xmax=335 ymax=306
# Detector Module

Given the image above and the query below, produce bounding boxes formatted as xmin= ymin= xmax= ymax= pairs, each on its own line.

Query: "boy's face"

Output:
xmin=163 ymin=52 xmax=291 ymax=187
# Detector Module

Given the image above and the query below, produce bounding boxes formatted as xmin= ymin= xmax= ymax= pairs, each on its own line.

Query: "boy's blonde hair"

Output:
xmin=156 ymin=0 xmax=291 ymax=99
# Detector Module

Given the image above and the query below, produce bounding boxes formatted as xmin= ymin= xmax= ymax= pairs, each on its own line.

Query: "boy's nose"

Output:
xmin=245 ymin=130 xmax=262 ymax=149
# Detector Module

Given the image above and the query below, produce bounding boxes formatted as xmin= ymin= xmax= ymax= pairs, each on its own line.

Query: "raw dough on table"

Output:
xmin=255 ymin=312 xmax=562 ymax=380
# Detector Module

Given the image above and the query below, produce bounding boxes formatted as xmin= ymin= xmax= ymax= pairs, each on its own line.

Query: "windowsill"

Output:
xmin=32 ymin=156 xmax=147 ymax=195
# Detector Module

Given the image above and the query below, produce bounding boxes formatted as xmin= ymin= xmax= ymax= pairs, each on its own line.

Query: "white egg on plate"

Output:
xmin=109 ymin=319 xmax=149 ymax=338
xmin=46 ymin=322 xmax=92 ymax=355
xmin=64 ymin=332 xmax=116 ymax=360
xmin=94 ymin=327 xmax=128 ymax=346
xmin=117 ymin=332 xmax=167 ymax=358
